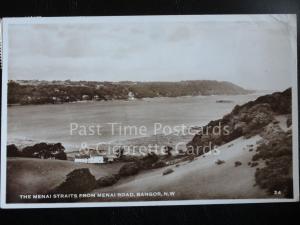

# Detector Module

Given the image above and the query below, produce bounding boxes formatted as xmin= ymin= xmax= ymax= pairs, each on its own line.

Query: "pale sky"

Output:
xmin=6 ymin=15 xmax=297 ymax=90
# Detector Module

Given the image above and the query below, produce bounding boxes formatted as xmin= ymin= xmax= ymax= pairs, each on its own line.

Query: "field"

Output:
xmin=6 ymin=158 xmax=124 ymax=203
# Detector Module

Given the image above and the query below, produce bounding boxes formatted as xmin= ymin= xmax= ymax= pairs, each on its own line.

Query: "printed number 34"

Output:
xmin=274 ymin=190 xmax=282 ymax=195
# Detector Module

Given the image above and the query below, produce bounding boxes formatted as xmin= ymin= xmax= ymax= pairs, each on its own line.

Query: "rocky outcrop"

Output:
xmin=187 ymin=88 xmax=291 ymax=155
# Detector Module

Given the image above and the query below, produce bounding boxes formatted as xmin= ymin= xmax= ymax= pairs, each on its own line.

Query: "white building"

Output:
xmin=74 ymin=145 xmax=118 ymax=164
xmin=128 ymin=91 xmax=135 ymax=100
xmin=74 ymin=156 xmax=104 ymax=164
xmin=82 ymin=95 xmax=90 ymax=100
xmin=93 ymin=95 xmax=100 ymax=100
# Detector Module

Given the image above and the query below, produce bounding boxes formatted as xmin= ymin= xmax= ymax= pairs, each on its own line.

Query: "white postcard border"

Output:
xmin=1 ymin=15 xmax=299 ymax=208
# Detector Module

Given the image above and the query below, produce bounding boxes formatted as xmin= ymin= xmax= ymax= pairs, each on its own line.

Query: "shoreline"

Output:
xmin=7 ymin=92 xmax=261 ymax=107
xmin=8 ymin=127 xmax=198 ymax=157
xmin=7 ymin=91 xmax=272 ymax=155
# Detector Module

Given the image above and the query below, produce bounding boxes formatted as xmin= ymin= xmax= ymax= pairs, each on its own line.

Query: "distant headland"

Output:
xmin=8 ymin=79 xmax=254 ymax=105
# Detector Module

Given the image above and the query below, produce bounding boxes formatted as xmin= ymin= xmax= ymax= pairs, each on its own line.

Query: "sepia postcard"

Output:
xmin=1 ymin=15 xmax=299 ymax=208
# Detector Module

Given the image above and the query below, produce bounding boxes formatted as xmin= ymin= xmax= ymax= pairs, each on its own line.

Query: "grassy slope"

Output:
xmin=6 ymin=158 xmax=124 ymax=202
xmin=7 ymin=135 xmax=271 ymax=203
xmin=90 ymin=135 xmax=270 ymax=201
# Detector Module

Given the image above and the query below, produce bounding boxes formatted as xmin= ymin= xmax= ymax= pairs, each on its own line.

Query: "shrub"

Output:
xmin=96 ymin=174 xmax=119 ymax=188
xmin=50 ymin=168 xmax=96 ymax=194
xmin=215 ymin=159 xmax=225 ymax=165
xmin=162 ymin=168 xmax=174 ymax=176
xmin=119 ymin=162 xmax=140 ymax=177
xmin=164 ymin=146 xmax=173 ymax=156
xmin=187 ymin=155 xmax=195 ymax=162
xmin=152 ymin=161 xmax=167 ymax=169
xmin=21 ymin=142 xmax=67 ymax=160
xmin=7 ymin=144 xmax=20 ymax=157
xmin=286 ymin=114 xmax=292 ymax=127
xmin=234 ymin=161 xmax=242 ymax=167
xmin=138 ymin=153 xmax=159 ymax=169
xmin=253 ymin=131 xmax=293 ymax=198
xmin=251 ymin=162 xmax=259 ymax=167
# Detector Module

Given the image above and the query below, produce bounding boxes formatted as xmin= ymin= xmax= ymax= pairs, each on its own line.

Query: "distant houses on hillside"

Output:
xmin=8 ymin=79 xmax=252 ymax=105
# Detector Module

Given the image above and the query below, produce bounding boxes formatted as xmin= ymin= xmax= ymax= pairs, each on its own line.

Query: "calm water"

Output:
xmin=7 ymin=93 xmax=267 ymax=151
